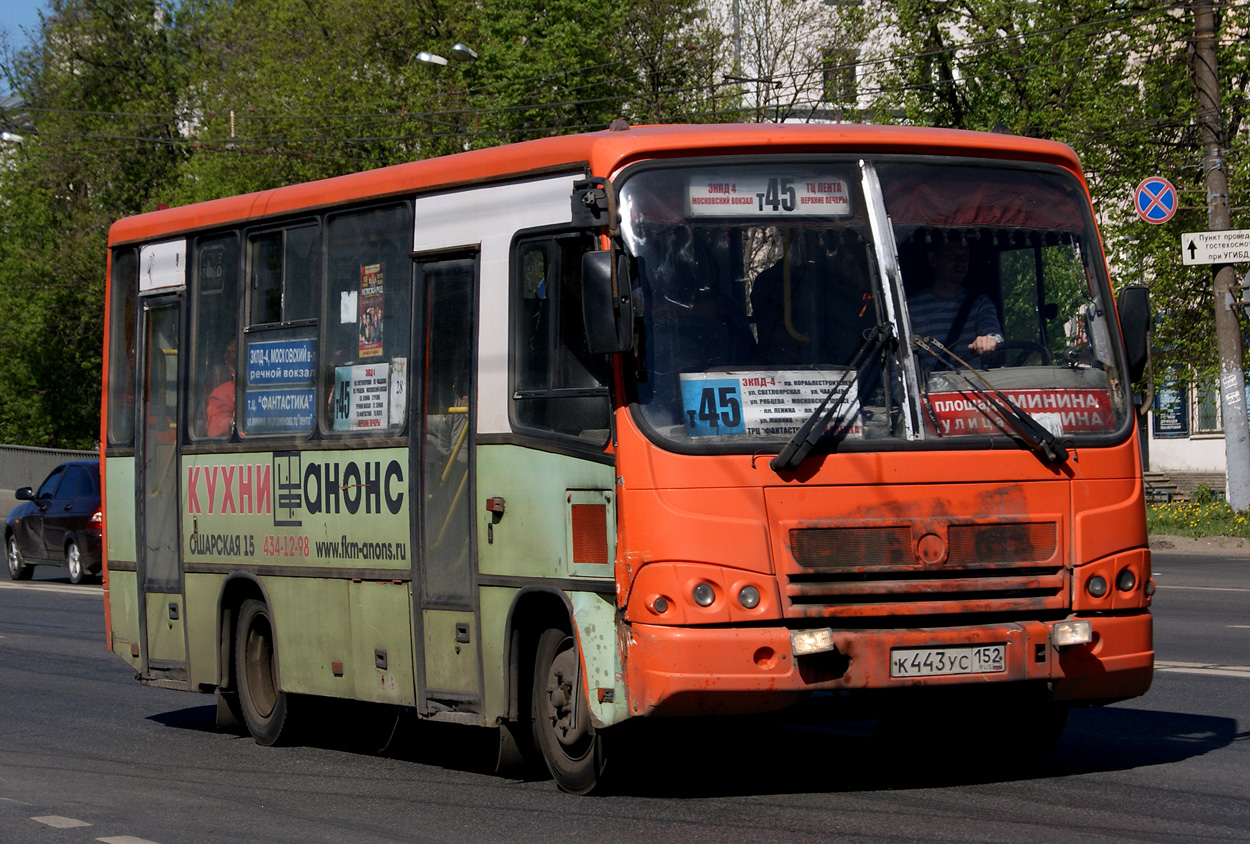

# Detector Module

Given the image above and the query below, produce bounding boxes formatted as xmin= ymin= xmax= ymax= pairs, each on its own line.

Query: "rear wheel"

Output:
xmin=66 ymin=540 xmax=89 ymax=584
xmin=531 ymin=627 xmax=606 ymax=794
xmin=7 ymin=535 xmax=32 ymax=581
xmin=235 ymin=599 xmax=293 ymax=746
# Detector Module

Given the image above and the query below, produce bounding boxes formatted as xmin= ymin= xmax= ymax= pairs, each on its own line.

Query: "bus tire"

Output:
xmin=235 ymin=599 xmax=292 ymax=746
xmin=531 ymin=627 xmax=606 ymax=794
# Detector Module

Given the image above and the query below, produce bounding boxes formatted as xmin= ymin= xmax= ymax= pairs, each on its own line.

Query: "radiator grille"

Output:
xmin=785 ymin=522 xmax=1064 ymax=619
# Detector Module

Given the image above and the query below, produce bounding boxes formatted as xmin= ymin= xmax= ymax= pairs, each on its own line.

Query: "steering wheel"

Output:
xmin=984 ymin=341 xmax=1052 ymax=368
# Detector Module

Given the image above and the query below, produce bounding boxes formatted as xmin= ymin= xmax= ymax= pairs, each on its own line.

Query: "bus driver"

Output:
xmin=907 ymin=240 xmax=1003 ymax=368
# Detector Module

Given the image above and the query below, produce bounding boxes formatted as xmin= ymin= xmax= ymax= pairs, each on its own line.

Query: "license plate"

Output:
xmin=890 ymin=644 xmax=1007 ymax=678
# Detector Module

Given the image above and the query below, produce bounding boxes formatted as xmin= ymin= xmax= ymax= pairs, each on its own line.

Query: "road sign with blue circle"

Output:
xmin=1135 ymin=177 xmax=1178 ymax=224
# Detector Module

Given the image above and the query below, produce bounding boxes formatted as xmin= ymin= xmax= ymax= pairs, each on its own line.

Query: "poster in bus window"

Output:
xmin=358 ymin=263 xmax=383 ymax=359
xmin=678 ymin=370 xmax=861 ymax=438
xmin=242 ymin=337 xmax=317 ymax=434
xmin=333 ymin=362 xmax=391 ymax=430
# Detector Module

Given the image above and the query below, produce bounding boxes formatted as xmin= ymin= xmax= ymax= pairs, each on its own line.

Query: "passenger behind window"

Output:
xmin=205 ymin=336 xmax=237 ymax=437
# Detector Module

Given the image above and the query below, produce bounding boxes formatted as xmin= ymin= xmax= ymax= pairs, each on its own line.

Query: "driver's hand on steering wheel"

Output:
xmin=968 ymin=334 xmax=999 ymax=355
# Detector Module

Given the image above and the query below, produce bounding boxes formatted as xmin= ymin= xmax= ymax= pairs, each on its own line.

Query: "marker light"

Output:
xmin=791 ymin=628 xmax=836 ymax=656
xmin=1052 ymin=620 xmax=1093 ymax=647
xmin=1086 ymin=575 xmax=1108 ymax=598
xmin=692 ymin=583 xmax=715 ymax=607
xmin=651 ymin=596 xmax=669 ymax=614
xmin=738 ymin=585 xmax=761 ymax=609
xmin=1145 ymin=579 xmax=1156 ymax=597
xmin=1116 ymin=568 xmax=1137 ymax=592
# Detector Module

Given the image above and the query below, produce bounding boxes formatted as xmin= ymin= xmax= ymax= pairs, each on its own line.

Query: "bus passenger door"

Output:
xmin=411 ymin=255 xmax=483 ymax=715
xmin=136 ymin=297 xmax=188 ymax=683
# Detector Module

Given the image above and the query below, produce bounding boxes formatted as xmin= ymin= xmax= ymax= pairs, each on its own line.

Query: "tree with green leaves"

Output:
xmin=0 ymin=0 xmax=188 ymax=448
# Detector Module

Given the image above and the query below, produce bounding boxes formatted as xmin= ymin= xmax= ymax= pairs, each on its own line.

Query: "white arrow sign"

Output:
xmin=1182 ymin=229 xmax=1250 ymax=265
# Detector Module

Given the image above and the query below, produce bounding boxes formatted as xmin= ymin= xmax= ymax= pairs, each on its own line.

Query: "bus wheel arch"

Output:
xmin=532 ymin=626 xmax=607 ymax=793
xmin=504 ymin=587 xmax=607 ymax=793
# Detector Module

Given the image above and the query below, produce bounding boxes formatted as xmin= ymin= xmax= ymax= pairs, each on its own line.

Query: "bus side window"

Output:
xmin=189 ymin=234 xmax=241 ymax=441
xmin=107 ymin=248 xmax=138 ymax=446
xmin=510 ymin=233 xmax=610 ymax=444
xmin=321 ymin=204 xmax=413 ymax=435
xmin=238 ymin=224 xmax=319 ymax=439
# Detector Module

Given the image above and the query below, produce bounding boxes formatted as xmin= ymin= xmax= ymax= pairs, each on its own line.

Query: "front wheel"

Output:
xmin=7 ymin=535 xmax=32 ymax=581
xmin=531 ymin=628 xmax=606 ymax=794
xmin=66 ymin=540 xmax=89 ymax=584
xmin=235 ymin=599 xmax=294 ymax=746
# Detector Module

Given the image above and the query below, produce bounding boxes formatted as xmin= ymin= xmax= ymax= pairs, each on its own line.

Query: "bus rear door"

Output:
xmin=137 ymin=295 xmax=188 ymax=684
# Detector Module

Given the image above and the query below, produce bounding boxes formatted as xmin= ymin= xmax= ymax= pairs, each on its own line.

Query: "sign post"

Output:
xmin=1192 ymin=0 xmax=1249 ymax=511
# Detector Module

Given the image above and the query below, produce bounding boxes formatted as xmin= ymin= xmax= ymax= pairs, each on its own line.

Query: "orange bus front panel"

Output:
xmin=624 ymin=612 xmax=1153 ymax=718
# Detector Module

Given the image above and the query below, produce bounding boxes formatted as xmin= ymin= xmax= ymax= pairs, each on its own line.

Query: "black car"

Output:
xmin=5 ymin=459 xmax=102 ymax=584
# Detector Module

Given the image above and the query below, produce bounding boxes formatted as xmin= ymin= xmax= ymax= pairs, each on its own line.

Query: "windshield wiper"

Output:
xmin=913 ymin=336 xmax=1070 ymax=466
xmin=771 ymin=324 xmax=890 ymax=473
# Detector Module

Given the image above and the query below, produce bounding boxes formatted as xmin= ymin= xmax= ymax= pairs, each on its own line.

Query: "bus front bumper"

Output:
xmin=623 ymin=614 xmax=1153 ymax=718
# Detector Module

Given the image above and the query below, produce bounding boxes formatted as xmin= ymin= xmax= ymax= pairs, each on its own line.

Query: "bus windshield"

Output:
xmin=618 ymin=158 xmax=1131 ymax=452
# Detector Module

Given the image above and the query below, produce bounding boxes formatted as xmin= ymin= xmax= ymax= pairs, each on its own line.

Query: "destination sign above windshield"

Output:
xmin=686 ymin=174 xmax=852 ymax=217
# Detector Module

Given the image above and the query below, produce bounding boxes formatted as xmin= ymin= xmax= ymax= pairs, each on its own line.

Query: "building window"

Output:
xmin=822 ymin=48 xmax=858 ymax=104
xmin=1194 ymin=376 xmax=1222 ymax=434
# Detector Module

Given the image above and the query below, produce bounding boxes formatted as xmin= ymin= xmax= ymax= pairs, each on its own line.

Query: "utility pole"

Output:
xmin=1192 ymin=0 xmax=1250 ymax=510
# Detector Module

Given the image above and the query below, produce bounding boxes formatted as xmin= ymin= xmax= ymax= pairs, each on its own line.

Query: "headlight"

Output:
xmin=692 ymin=582 xmax=715 ymax=607
xmin=1052 ymin=620 xmax=1093 ymax=647
xmin=1116 ymin=568 xmax=1137 ymax=592
xmin=791 ymin=628 xmax=836 ymax=656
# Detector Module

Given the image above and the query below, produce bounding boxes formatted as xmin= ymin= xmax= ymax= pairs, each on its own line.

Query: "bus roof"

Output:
xmin=107 ymin=123 xmax=1085 ymax=246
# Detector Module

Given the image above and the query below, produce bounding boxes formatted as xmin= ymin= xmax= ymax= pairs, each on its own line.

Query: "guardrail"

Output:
xmin=0 ymin=444 xmax=97 ymax=491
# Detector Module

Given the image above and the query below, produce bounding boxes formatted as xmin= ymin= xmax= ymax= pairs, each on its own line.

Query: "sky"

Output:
xmin=1 ymin=0 xmax=46 ymax=47
xmin=1 ymin=1 xmax=47 ymax=95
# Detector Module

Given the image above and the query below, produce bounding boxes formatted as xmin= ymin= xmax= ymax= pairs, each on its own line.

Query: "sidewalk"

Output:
xmin=1150 ymin=533 xmax=1250 ymax=557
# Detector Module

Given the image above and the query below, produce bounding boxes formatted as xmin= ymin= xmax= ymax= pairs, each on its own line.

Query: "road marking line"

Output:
xmin=1156 ymin=660 xmax=1250 ymax=679
xmin=0 ymin=582 xmax=101 ymax=596
xmin=1229 ymin=625 xmax=1250 ymax=629
xmin=0 ymin=797 xmax=30 ymax=805
xmin=98 ymin=837 xmax=162 ymax=844
xmin=32 ymin=816 xmax=92 ymax=829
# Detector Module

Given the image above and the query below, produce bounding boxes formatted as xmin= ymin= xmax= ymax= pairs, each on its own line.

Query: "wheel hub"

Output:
xmin=545 ymin=647 xmax=588 ymax=747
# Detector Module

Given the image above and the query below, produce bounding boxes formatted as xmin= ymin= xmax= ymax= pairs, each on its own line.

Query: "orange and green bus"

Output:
xmin=103 ymin=123 xmax=1153 ymax=793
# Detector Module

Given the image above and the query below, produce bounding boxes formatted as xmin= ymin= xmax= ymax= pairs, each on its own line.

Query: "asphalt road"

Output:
xmin=1 ymin=551 xmax=1247 ymax=844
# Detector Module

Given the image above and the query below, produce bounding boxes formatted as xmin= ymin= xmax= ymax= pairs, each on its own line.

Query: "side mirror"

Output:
xmin=582 ymin=250 xmax=633 ymax=354
xmin=15 ymin=487 xmax=33 ymax=501
xmin=1117 ymin=285 xmax=1151 ymax=383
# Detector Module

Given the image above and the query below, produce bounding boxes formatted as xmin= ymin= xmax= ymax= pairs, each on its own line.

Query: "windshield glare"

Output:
xmin=618 ymin=159 xmax=1130 ymax=452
